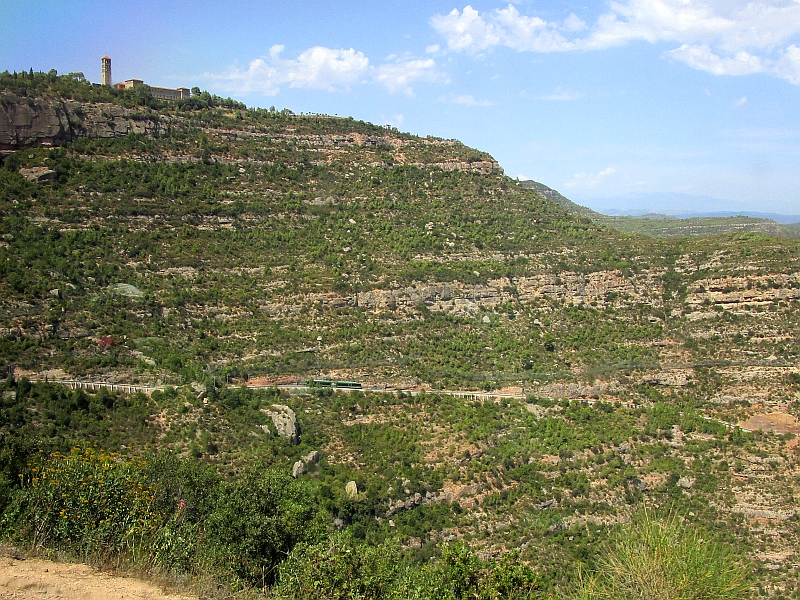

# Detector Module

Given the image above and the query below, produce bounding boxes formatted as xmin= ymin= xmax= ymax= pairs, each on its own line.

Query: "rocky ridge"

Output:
xmin=0 ymin=92 xmax=170 ymax=151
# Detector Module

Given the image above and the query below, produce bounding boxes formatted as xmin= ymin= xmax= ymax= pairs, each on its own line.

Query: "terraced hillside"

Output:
xmin=2 ymin=72 xmax=800 ymax=598
xmin=3 ymin=81 xmax=798 ymax=391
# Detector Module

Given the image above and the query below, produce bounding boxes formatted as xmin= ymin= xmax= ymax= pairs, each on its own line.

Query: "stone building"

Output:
xmin=101 ymin=56 xmax=112 ymax=86
xmin=102 ymin=56 xmax=190 ymax=100
xmin=115 ymin=78 xmax=191 ymax=100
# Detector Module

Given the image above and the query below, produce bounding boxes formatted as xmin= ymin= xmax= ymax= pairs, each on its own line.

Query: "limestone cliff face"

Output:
xmin=255 ymin=269 xmax=649 ymax=319
xmin=0 ymin=92 xmax=168 ymax=151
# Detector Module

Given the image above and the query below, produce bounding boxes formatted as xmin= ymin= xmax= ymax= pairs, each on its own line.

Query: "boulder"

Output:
xmin=677 ymin=476 xmax=695 ymax=490
xmin=302 ymin=450 xmax=320 ymax=465
xmin=292 ymin=460 xmax=306 ymax=478
xmin=536 ymin=498 xmax=557 ymax=510
xmin=264 ymin=405 xmax=300 ymax=444
xmin=19 ymin=167 xmax=55 ymax=183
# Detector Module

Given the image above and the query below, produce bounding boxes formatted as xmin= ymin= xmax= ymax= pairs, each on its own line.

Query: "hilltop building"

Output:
xmin=101 ymin=56 xmax=112 ymax=86
xmin=115 ymin=78 xmax=191 ymax=100
xmin=101 ymin=56 xmax=190 ymax=100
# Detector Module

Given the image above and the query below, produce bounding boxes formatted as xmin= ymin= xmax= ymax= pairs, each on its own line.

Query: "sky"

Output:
xmin=2 ymin=0 xmax=800 ymax=215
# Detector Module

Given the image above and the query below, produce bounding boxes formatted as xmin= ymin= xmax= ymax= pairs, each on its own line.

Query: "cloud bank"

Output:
xmin=564 ymin=167 xmax=617 ymax=190
xmin=431 ymin=1 xmax=800 ymax=85
xmin=206 ymin=45 xmax=442 ymax=96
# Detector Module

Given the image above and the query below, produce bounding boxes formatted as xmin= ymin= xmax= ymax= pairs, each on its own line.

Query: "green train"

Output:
xmin=306 ymin=379 xmax=362 ymax=389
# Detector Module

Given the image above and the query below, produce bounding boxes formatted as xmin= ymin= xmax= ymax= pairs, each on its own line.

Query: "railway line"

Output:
xmin=25 ymin=376 xmax=753 ymax=432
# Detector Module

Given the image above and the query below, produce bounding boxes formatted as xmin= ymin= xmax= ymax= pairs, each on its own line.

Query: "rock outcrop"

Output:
xmin=262 ymin=270 xmax=649 ymax=320
xmin=291 ymin=450 xmax=320 ymax=478
xmin=263 ymin=404 xmax=300 ymax=445
xmin=302 ymin=450 xmax=320 ymax=465
xmin=18 ymin=166 xmax=55 ymax=183
xmin=0 ymin=92 xmax=170 ymax=151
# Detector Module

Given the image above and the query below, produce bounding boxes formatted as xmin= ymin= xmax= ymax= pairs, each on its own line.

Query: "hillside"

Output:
xmin=2 ymin=71 xmax=800 ymax=598
xmin=3 ymin=79 xmax=798 ymax=391
xmin=520 ymin=180 xmax=800 ymax=239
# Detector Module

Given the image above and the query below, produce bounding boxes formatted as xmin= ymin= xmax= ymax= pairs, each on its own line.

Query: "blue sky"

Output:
xmin=2 ymin=0 xmax=800 ymax=214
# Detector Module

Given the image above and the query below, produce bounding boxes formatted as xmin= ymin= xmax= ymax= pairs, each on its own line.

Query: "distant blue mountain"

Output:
xmin=581 ymin=193 xmax=800 ymax=224
xmin=599 ymin=209 xmax=800 ymax=224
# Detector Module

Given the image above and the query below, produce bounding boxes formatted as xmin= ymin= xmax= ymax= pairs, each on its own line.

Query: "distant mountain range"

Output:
xmin=578 ymin=192 xmax=800 ymax=224
xmin=594 ymin=208 xmax=800 ymax=225
xmin=519 ymin=181 xmax=800 ymax=238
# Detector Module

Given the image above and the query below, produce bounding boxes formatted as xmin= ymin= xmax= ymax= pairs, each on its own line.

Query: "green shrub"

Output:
xmin=2 ymin=447 xmax=158 ymax=557
xmin=480 ymin=549 xmax=542 ymax=600
xmin=143 ymin=453 xmax=221 ymax=573
xmin=568 ymin=511 xmax=750 ymax=600
xmin=201 ymin=467 xmax=326 ymax=587
xmin=2 ymin=447 xmax=326 ymax=589
xmin=437 ymin=541 xmax=481 ymax=600
xmin=274 ymin=536 xmax=541 ymax=600
xmin=274 ymin=533 xmax=403 ymax=599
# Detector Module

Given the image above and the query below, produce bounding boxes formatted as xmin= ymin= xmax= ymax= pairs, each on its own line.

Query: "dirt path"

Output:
xmin=0 ymin=557 xmax=196 ymax=600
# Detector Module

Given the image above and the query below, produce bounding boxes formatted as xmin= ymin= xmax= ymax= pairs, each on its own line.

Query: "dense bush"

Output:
xmin=274 ymin=533 xmax=404 ymax=599
xmin=202 ymin=467 xmax=325 ymax=586
xmin=274 ymin=536 xmax=541 ymax=600
xmin=1 ymin=447 xmax=323 ymax=588
xmin=568 ymin=512 xmax=750 ymax=600
xmin=2 ymin=448 xmax=158 ymax=557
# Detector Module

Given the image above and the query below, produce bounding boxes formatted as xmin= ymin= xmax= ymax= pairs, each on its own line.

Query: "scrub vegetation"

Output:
xmin=0 ymin=71 xmax=797 ymax=598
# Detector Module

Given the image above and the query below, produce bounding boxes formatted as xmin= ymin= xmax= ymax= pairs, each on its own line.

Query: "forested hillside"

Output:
xmin=1 ymin=71 xmax=799 ymax=598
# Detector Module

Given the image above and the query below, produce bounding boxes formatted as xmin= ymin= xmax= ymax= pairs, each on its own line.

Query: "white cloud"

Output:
xmin=564 ymin=167 xmax=616 ymax=189
xmin=735 ymin=96 xmax=748 ymax=106
xmin=206 ymin=45 xmax=369 ymax=95
xmin=449 ymin=94 xmax=492 ymax=106
xmin=431 ymin=2 xmax=800 ymax=84
xmin=426 ymin=44 xmax=441 ymax=54
xmin=667 ymin=44 xmax=765 ymax=76
xmin=376 ymin=57 xmax=443 ymax=95
xmin=564 ymin=14 xmax=588 ymax=33
xmin=775 ymin=45 xmax=800 ymax=85
xmin=207 ymin=46 xmax=442 ymax=96
xmin=431 ymin=5 xmax=574 ymax=53
xmin=430 ymin=6 xmax=500 ymax=52
xmin=598 ymin=167 xmax=616 ymax=177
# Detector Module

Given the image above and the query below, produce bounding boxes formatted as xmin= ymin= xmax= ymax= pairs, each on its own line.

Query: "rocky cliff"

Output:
xmin=0 ymin=92 xmax=168 ymax=151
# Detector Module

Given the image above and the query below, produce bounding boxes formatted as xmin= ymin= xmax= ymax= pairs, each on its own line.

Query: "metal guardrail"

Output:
xmin=28 ymin=379 xmax=165 ymax=395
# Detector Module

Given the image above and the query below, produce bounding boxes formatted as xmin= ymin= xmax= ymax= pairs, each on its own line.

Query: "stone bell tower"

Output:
xmin=101 ymin=56 xmax=112 ymax=86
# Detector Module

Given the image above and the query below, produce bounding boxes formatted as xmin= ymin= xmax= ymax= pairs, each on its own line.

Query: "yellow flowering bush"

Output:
xmin=5 ymin=447 xmax=159 ymax=555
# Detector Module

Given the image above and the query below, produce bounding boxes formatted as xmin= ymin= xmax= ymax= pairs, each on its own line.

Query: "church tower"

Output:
xmin=101 ymin=56 xmax=112 ymax=86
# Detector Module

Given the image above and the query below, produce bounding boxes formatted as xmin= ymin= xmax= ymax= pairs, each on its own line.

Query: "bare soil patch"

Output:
xmin=740 ymin=412 xmax=800 ymax=435
xmin=0 ymin=557 xmax=195 ymax=600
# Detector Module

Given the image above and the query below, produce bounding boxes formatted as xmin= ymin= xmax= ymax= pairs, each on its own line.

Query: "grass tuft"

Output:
xmin=568 ymin=510 xmax=750 ymax=600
